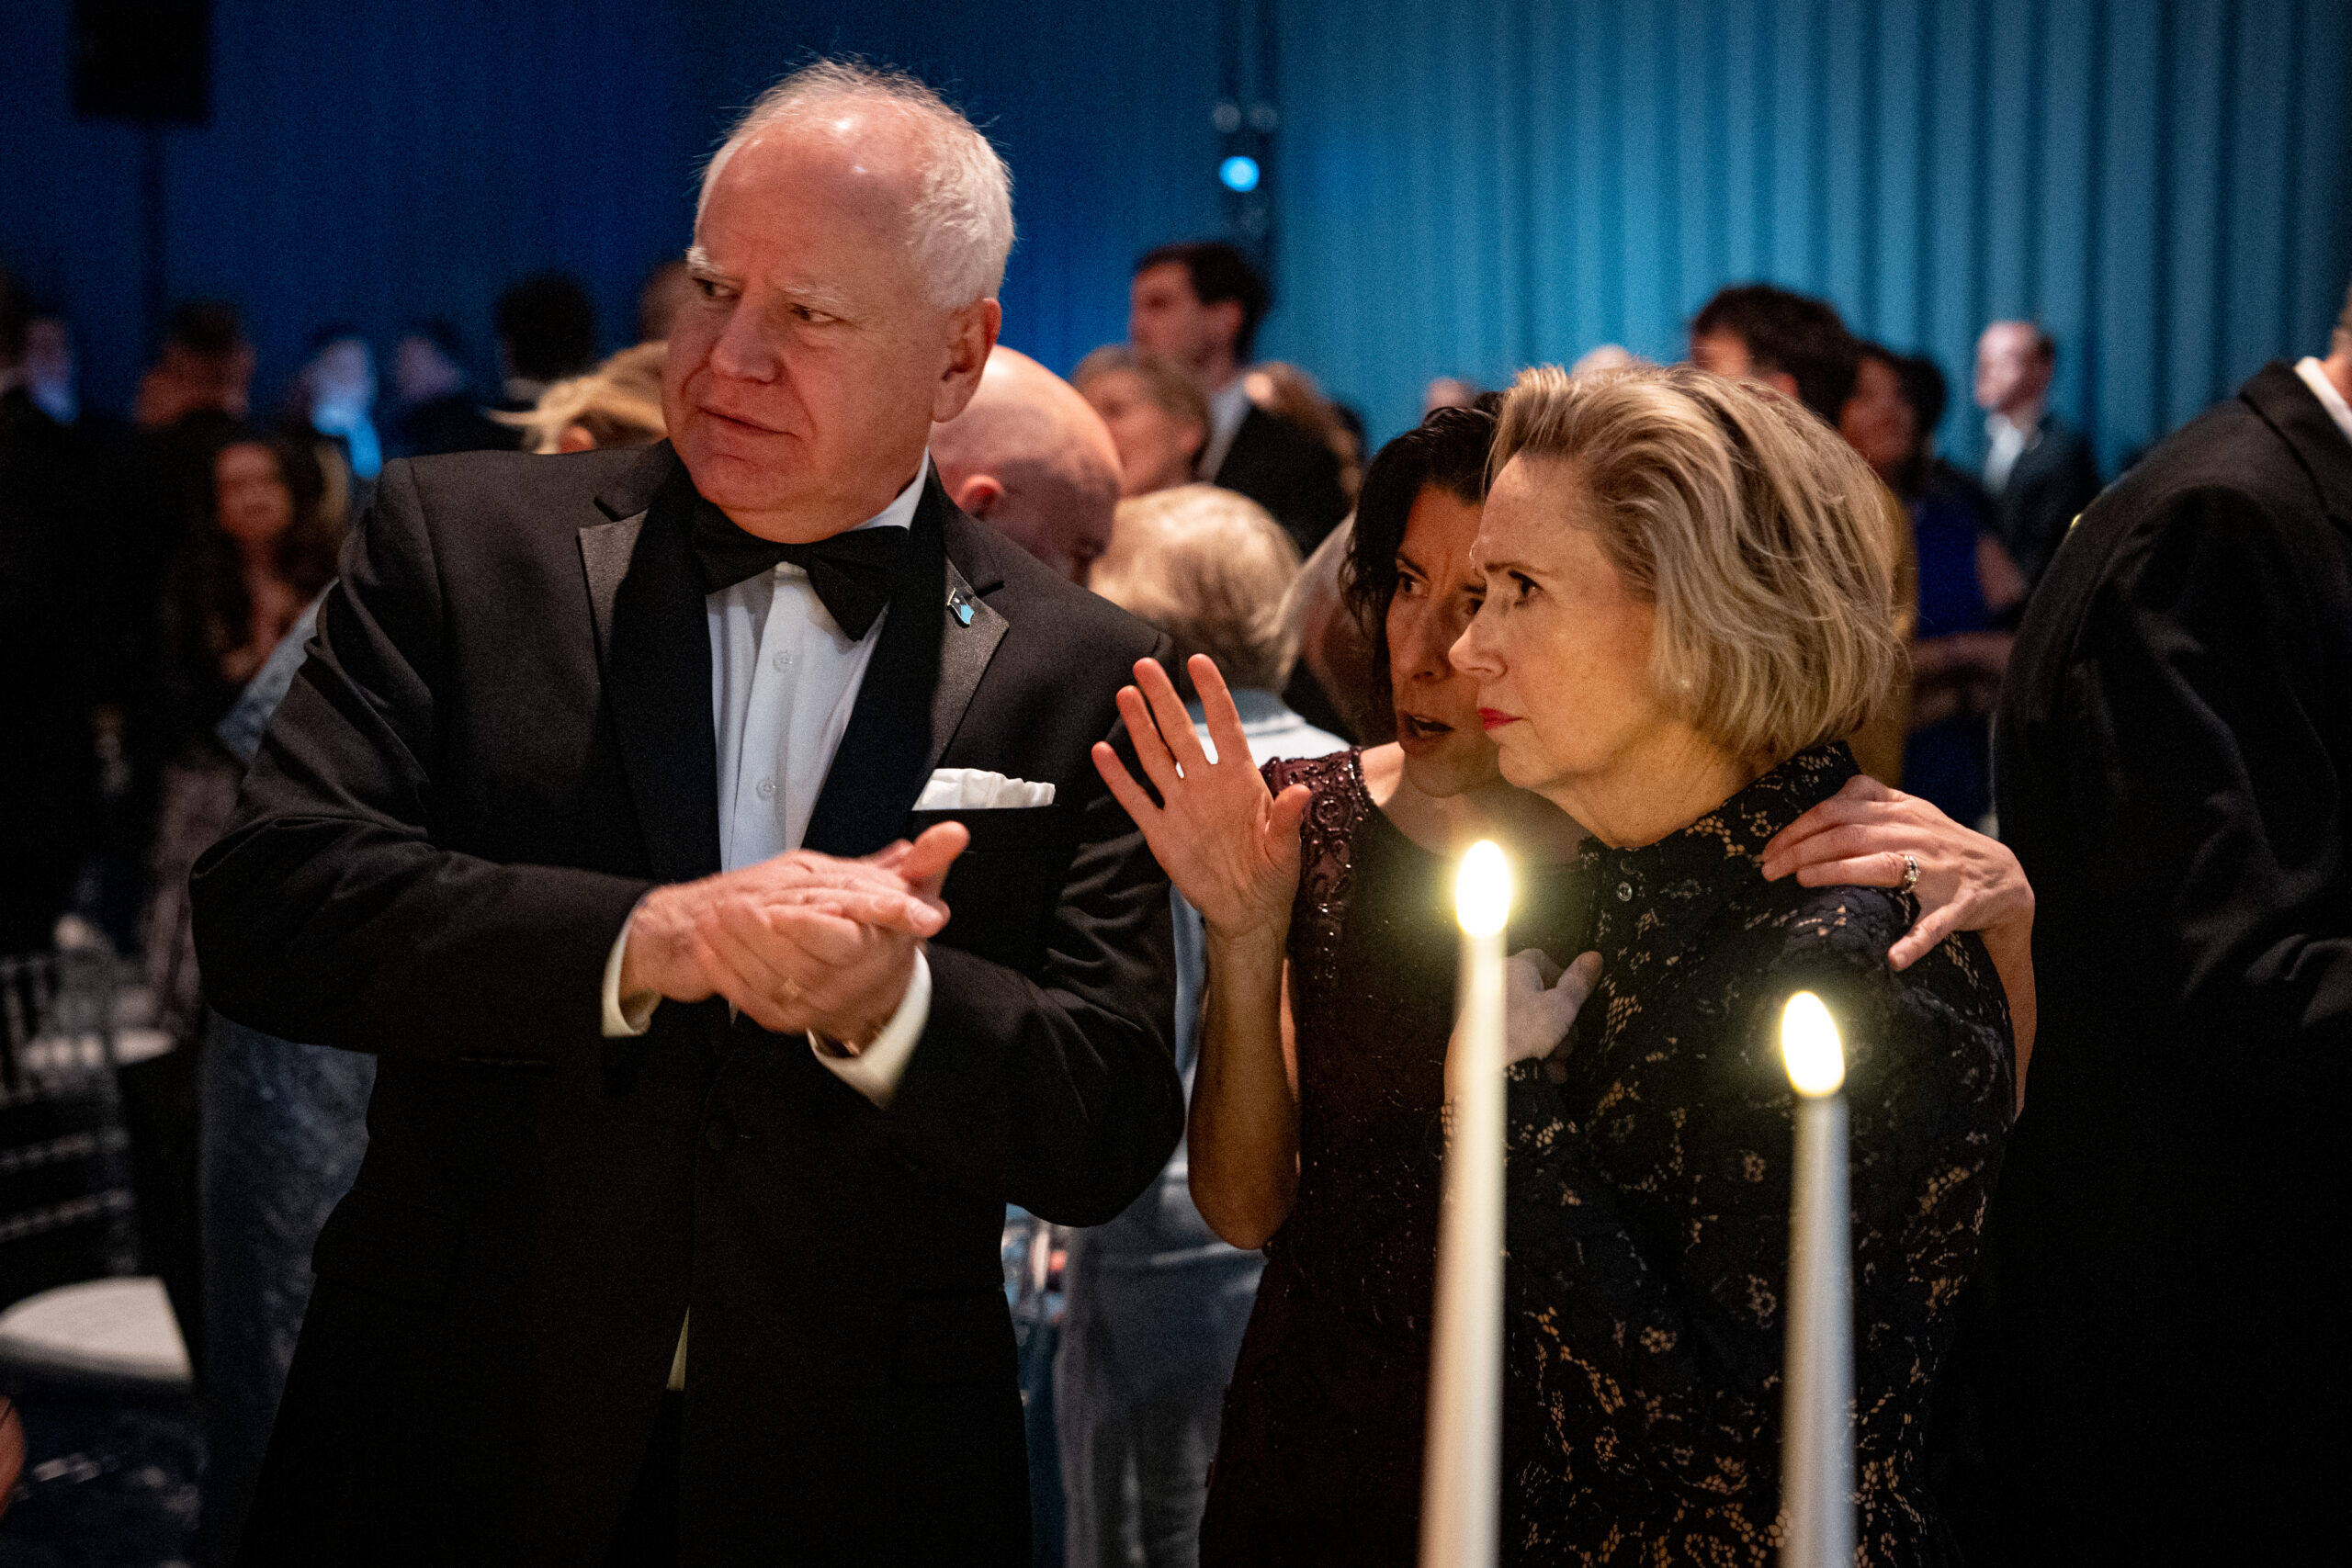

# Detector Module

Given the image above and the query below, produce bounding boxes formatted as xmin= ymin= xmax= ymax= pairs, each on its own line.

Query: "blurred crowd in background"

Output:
xmin=1 ymin=217 xmax=2119 ymax=1562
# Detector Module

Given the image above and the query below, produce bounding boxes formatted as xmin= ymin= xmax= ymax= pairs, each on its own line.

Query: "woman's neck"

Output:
xmin=1363 ymin=743 xmax=1587 ymax=865
xmin=1558 ymin=731 xmax=1761 ymax=851
xmin=1447 ymin=774 xmax=1586 ymax=863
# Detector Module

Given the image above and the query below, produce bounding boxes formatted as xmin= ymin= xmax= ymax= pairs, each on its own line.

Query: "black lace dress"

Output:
xmin=1501 ymin=744 xmax=2015 ymax=1565
xmin=1198 ymin=750 xmax=1590 ymax=1566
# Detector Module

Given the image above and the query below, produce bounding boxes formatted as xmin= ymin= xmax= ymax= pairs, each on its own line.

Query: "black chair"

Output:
xmin=0 ymin=948 xmax=139 ymax=1310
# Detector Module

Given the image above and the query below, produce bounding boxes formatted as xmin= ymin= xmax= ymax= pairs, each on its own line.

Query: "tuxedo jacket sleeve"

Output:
xmin=192 ymin=457 xmax=654 ymax=1062
xmin=192 ymin=446 xmax=1183 ymax=1224
xmin=1998 ymin=365 xmax=2352 ymax=1061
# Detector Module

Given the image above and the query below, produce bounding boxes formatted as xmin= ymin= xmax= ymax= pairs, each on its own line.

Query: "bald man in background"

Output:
xmin=931 ymin=346 xmax=1124 ymax=584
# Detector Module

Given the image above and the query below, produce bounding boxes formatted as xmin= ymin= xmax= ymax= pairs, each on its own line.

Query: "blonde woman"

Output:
xmin=1453 ymin=365 xmax=2012 ymax=1562
xmin=1074 ymin=344 xmax=1209 ymax=498
xmin=497 ymin=340 xmax=667 ymax=454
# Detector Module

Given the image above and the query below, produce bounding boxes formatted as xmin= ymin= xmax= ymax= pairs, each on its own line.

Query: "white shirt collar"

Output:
xmin=1200 ymin=377 xmax=1253 ymax=480
xmin=2294 ymin=358 xmax=2352 ymax=452
xmin=1984 ymin=407 xmax=2039 ymax=444
xmin=853 ymin=449 xmax=930 ymax=533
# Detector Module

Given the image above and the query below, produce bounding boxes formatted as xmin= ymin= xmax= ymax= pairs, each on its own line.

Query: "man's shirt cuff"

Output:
xmin=602 ymin=899 xmax=660 ymax=1038
xmin=809 ymin=949 xmax=930 ymax=1107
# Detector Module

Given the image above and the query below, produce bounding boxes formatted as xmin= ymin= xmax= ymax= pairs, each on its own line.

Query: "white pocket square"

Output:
xmin=916 ymin=768 xmax=1056 ymax=809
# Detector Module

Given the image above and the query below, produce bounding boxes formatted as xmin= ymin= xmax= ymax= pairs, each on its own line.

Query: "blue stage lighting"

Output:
xmin=1219 ymin=155 xmax=1261 ymax=193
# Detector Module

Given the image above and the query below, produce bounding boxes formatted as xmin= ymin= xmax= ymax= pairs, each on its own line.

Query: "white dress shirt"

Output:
xmin=1983 ymin=410 xmax=2035 ymax=497
xmin=600 ymin=457 xmax=937 ymax=1393
xmin=1198 ymin=375 xmax=1253 ymax=483
xmin=600 ymin=455 xmax=934 ymax=1107
xmin=2295 ymin=357 xmax=2352 ymax=450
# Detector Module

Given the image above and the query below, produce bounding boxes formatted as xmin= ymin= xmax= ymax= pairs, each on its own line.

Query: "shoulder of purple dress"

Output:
xmin=1261 ymin=745 xmax=1363 ymax=799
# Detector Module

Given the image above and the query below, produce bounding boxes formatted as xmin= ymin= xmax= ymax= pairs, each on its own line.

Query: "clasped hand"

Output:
xmin=1444 ymin=949 xmax=1603 ymax=1103
xmin=617 ymin=822 xmax=969 ymax=1044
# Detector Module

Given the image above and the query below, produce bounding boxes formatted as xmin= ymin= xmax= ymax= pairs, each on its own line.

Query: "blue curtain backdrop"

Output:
xmin=0 ymin=0 xmax=1221 ymax=420
xmin=1269 ymin=0 xmax=2352 ymax=468
xmin=0 ymin=2 xmax=702 ymax=421
xmin=2 ymin=0 xmax=2344 ymax=473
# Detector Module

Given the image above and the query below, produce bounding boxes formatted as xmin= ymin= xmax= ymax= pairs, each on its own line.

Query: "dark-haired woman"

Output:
xmin=163 ymin=434 xmax=341 ymax=743
xmin=1842 ymin=346 xmax=2026 ymax=828
xmin=1095 ymin=400 xmax=2036 ymax=1565
xmin=139 ymin=434 xmax=344 ymax=1359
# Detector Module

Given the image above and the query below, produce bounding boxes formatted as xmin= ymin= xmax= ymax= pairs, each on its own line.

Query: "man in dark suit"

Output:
xmin=0 ymin=265 xmax=107 ymax=952
xmin=1973 ymin=321 xmax=2100 ymax=593
xmin=386 ymin=319 xmax=512 ymax=460
xmin=1128 ymin=242 xmax=1349 ymax=552
xmin=1966 ymin=287 xmax=2352 ymax=1562
xmin=190 ymin=61 xmax=1182 ymax=1565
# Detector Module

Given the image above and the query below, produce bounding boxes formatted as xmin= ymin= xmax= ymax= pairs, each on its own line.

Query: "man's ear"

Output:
xmin=1761 ymin=368 xmax=1802 ymax=402
xmin=555 ymin=423 xmax=597 ymax=454
xmin=933 ymin=298 xmax=1002 ymax=423
xmin=952 ymin=474 xmax=1005 ymax=518
xmin=1207 ymin=299 xmax=1247 ymax=358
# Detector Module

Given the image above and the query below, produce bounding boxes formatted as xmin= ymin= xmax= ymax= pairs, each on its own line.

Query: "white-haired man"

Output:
xmin=193 ymin=61 xmax=1182 ymax=1564
xmin=930 ymin=344 xmax=1124 ymax=584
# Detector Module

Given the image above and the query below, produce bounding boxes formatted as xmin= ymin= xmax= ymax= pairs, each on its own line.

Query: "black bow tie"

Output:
xmin=689 ymin=502 xmax=908 ymax=641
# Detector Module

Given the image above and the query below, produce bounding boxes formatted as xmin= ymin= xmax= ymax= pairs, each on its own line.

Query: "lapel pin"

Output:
xmin=948 ymin=588 xmax=975 ymax=626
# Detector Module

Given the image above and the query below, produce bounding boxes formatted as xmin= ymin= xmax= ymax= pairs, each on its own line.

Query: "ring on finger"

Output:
xmin=1898 ymin=852 xmax=1920 ymax=895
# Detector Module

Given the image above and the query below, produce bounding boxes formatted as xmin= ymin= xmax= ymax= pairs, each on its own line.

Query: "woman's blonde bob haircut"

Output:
xmin=1492 ymin=362 xmax=1902 ymax=766
xmin=1090 ymin=484 xmax=1304 ymax=698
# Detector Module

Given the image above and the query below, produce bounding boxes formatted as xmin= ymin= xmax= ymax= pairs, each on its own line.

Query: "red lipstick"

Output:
xmin=1477 ymin=708 xmax=1519 ymax=730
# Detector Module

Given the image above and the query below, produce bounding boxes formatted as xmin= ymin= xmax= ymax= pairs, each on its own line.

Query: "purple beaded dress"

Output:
xmin=1197 ymin=750 xmax=1589 ymax=1567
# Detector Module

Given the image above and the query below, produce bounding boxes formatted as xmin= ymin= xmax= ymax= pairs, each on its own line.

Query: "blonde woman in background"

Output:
xmin=1064 ymin=482 xmax=1341 ymax=1568
xmin=498 ymin=340 xmax=668 ymax=454
xmin=1240 ymin=362 xmax=1362 ymax=506
xmin=1075 ymin=344 xmax=1208 ymax=498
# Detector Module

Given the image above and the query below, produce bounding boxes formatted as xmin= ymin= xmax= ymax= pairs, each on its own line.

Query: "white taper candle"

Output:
xmin=1420 ymin=840 xmax=1512 ymax=1568
xmin=1780 ymin=990 xmax=1854 ymax=1568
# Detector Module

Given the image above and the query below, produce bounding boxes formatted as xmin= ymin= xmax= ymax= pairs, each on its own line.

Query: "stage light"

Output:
xmin=1219 ymin=155 xmax=1261 ymax=193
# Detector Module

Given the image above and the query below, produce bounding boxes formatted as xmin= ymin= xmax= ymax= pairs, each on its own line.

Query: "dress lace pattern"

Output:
xmin=1500 ymin=744 xmax=2015 ymax=1566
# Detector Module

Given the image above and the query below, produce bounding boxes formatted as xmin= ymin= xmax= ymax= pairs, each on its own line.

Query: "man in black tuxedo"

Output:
xmin=1963 ymin=287 xmax=2352 ymax=1562
xmin=1128 ymin=242 xmax=1350 ymax=552
xmin=190 ymin=61 xmax=1182 ymax=1565
xmin=1973 ymin=321 xmax=2100 ymax=594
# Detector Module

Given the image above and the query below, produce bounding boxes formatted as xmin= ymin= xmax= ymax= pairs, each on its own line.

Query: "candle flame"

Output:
xmin=1454 ymin=840 xmax=1513 ymax=938
xmin=1781 ymin=991 xmax=1846 ymax=1097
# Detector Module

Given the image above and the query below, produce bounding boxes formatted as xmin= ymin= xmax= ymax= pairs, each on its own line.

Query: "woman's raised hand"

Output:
xmin=1091 ymin=654 xmax=1311 ymax=942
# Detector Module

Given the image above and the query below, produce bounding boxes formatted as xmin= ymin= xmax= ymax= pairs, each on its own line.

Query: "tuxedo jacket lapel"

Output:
xmin=580 ymin=449 xmax=722 ymax=885
xmin=2245 ymin=360 xmax=2352 ymax=530
xmin=931 ymin=551 xmax=1010 ymax=774
xmin=802 ymin=474 xmax=1011 ymax=858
